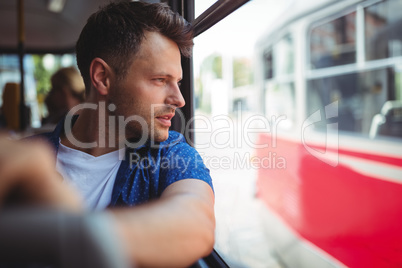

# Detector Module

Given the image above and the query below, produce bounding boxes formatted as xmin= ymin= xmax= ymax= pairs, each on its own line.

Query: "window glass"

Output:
xmin=195 ymin=0 xmax=218 ymax=17
xmin=310 ymin=12 xmax=356 ymax=69
xmin=0 ymin=53 xmax=76 ymax=129
xmin=263 ymin=35 xmax=294 ymax=79
xmin=274 ymin=34 xmax=294 ymax=76
xmin=365 ymin=0 xmax=402 ymax=61
xmin=265 ymin=82 xmax=295 ymax=129
xmin=193 ymin=1 xmax=290 ymax=266
xmin=263 ymin=49 xmax=273 ymax=79
xmin=262 ymin=35 xmax=295 ymax=128
xmin=0 ymin=54 xmax=41 ymax=128
xmin=307 ymin=67 xmax=402 ymax=139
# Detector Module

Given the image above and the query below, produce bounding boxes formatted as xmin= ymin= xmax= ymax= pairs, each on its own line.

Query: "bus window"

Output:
xmin=264 ymin=35 xmax=296 ymax=128
xmin=310 ymin=11 xmax=356 ymax=69
xmin=263 ymin=50 xmax=273 ymax=79
xmin=275 ymin=34 xmax=294 ymax=76
xmin=0 ymin=53 xmax=77 ymax=131
xmin=31 ymin=54 xmax=77 ymax=124
xmin=265 ymin=81 xmax=295 ymax=129
xmin=307 ymin=67 xmax=402 ymax=138
xmin=365 ymin=0 xmax=402 ymax=61
xmin=193 ymin=1 xmax=291 ymax=266
xmin=263 ymin=35 xmax=294 ymax=79
xmin=0 ymin=55 xmax=40 ymax=128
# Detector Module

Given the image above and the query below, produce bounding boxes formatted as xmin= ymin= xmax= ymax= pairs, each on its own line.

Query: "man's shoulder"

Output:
xmin=153 ymin=131 xmax=199 ymax=158
xmin=24 ymin=122 xmax=62 ymax=151
xmin=24 ymin=131 xmax=53 ymax=143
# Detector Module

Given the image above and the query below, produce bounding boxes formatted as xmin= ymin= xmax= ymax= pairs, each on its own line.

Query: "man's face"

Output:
xmin=108 ymin=31 xmax=185 ymax=143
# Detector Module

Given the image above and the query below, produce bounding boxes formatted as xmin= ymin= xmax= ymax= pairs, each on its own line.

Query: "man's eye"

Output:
xmin=153 ymin=78 xmax=166 ymax=83
xmin=177 ymin=81 xmax=182 ymax=87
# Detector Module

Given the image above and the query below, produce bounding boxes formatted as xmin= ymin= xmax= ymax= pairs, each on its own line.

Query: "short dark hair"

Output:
xmin=76 ymin=1 xmax=194 ymax=92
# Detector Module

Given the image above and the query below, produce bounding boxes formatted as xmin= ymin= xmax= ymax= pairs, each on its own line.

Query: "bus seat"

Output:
xmin=369 ymin=101 xmax=402 ymax=138
xmin=2 ymin=82 xmax=20 ymax=131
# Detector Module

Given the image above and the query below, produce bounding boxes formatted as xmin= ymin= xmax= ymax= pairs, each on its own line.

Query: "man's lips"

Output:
xmin=156 ymin=113 xmax=174 ymax=127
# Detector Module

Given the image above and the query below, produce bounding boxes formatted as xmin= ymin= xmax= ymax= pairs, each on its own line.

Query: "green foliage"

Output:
xmin=233 ymin=58 xmax=253 ymax=88
xmin=212 ymin=56 xmax=222 ymax=79
xmin=196 ymin=53 xmax=223 ymax=113
xmin=32 ymin=55 xmax=52 ymax=96
xmin=200 ymin=53 xmax=222 ymax=79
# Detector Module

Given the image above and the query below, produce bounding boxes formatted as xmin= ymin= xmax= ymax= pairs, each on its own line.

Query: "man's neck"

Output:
xmin=60 ymin=107 xmax=122 ymax=157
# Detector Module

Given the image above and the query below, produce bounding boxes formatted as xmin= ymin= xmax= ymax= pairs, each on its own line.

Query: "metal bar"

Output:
xmin=356 ymin=4 xmax=365 ymax=67
xmin=168 ymin=0 xmax=195 ymax=144
xmin=17 ymin=0 xmax=26 ymax=131
xmin=0 ymin=46 xmax=75 ymax=55
xmin=193 ymin=0 xmax=251 ymax=37
xmin=306 ymin=56 xmax=402 ymax=80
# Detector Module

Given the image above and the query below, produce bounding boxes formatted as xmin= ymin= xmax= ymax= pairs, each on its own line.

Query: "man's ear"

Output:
xmin=89 ymin=58 xmax=112 ymax=96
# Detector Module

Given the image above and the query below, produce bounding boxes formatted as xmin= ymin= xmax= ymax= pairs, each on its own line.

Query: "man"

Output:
xmin=0 ymin=1 xmax=215 ymax=267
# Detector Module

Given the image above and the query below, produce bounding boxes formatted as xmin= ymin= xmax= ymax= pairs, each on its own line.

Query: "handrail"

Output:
xmin=193 ymin=0 xmax=251 ymax=37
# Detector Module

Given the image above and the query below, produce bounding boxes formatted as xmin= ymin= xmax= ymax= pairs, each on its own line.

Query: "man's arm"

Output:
xmin=111 ymin=179 xmax=215 ymax=268
xmin=0 ymin=137 xmax=215 ymax=267
xmin=0 ymin=137 xmax=82 ymax=212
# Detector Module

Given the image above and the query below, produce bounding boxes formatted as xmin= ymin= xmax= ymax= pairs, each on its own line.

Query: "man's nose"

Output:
xmin=166 ymin=83 xmax=185 ymax=108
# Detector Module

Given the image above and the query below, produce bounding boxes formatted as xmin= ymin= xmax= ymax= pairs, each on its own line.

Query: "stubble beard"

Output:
xmin=121 ymin=112 xmax=170 ymax=144
xmin=108 ymin=90 xmax=173 ymax=144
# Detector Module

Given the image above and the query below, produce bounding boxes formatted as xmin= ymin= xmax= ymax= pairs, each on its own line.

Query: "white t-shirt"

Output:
xmin=56 ymin=141 xmax=125 ymax=211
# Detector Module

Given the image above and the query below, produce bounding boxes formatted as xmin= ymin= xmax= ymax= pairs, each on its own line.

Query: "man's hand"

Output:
xmin=0 ymin=136 xmax=83 ymax=212
xmin=112 ymin=179 xmax=215 ymax=268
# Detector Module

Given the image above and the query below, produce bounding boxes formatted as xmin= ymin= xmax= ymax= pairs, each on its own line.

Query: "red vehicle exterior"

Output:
xmin=257 ymin=133 xmax=402 ymax=267
xmin=255 ymin=0 xmax=402 ymax=266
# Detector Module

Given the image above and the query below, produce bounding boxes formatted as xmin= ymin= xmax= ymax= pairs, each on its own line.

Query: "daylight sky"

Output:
xmin=193 ymin=0 xmax=293 ymax=75
xmin=193 ymin=0 xmax=333 ymax=70
xmin=194 ymin=0 xmax=291 ymax=57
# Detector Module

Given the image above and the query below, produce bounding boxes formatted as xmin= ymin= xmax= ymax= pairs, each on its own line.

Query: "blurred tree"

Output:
xmin=33 ymin=55 xmax=52 ymax=96
xmin=233 ymin=57 xmax=253 ymax=88
xmin=195 ymin=53 xmax=223 ymax=113
xmin=200 ymin=53 xmax=222 ymax=79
